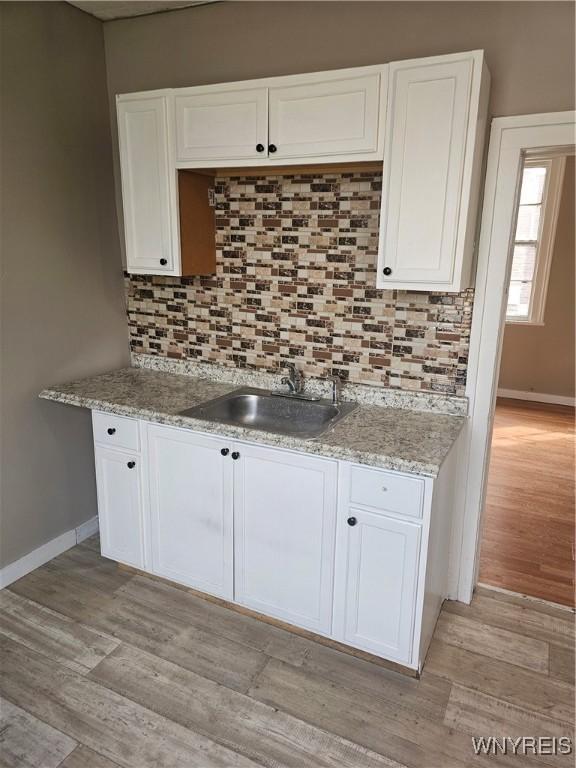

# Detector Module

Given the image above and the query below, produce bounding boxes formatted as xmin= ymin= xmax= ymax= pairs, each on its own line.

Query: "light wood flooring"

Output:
xmin=479 ymin=398 xmax=575 ymax=607
xmin=0 ymin=536 xmax=574 ymax=767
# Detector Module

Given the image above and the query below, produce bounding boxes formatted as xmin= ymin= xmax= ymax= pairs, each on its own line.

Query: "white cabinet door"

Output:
xmin=377 ymin=52 xmax=487 ymax=291
xmin=117 ymin=95 xmax=176 ymax=274
xmin=94 ymin=446 xmax=144 ymax=569
xmin=147 ymin=424 xmax=233 ymax=599
xmin=233 ymin=444 xmax=337 ymax=634
xmin=335 ymin=508 xmax=420 ymax=664
xmin=175 ymin=87 xmax=268 ymax=162
xmin=268 ymin=73 xmax=381 ymax=159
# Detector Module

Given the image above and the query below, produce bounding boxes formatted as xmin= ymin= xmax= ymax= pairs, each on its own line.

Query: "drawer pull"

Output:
xmin=231 ymin=452 xmax=240 ymax=461
xmin=347 ymin=517 xmax=357 ymax=527
xmin=220 ymin=448 xmax=229 ymax=456
xmin=127 ymin=461 xmax=135 ymax=469
xmin=382 ymin=487 xmax=388 ymax=492
xmin=107 ymin=427 xmax=116 ymax=435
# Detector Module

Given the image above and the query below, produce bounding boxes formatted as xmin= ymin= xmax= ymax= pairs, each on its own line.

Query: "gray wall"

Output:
xmin=102 ymin=1 xmax=575 ymax=264
xmin=499 ymin=157 xmax=575 ymax=398
xmin=0 ymin=2 xmax=129 ymax=568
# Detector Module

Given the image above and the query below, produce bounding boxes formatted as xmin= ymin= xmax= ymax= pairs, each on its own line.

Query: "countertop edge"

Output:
xmin=40 ymin=388 xmax=452 ymax=478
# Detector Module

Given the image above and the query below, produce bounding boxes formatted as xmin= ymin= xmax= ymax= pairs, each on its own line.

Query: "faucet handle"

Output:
xmin=281 ymin=361 xmax=304 ymax=394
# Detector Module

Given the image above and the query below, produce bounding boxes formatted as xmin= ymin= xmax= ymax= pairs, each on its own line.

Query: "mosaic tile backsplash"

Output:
xmin=126 ymin=170 xmax=474 ymax=395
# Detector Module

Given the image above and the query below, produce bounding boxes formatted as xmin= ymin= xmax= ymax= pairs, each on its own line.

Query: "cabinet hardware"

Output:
xmin=160 ymin=258 xmax=168 ymax=266
xmin=347 ymin=516 xmax=357 ymax=526
xmin=382 ymin=487 xmax=388 ymax=492
xmin=231 ymin=451 xmax=240 ymax=460
xmin=220 ymin=448 xmax=230 ymax=456
xmin=256 ymin=143 xmax=265 ymax=153
xmin=268 ymin=144 xmax=277 ymax=153
xmin=107 ymin=427 xmax=116 ymax=435
xmin=127 ymin=461 xmax=136 ymax=469
xmin=382 ymin=267 xmax=392 ymax=276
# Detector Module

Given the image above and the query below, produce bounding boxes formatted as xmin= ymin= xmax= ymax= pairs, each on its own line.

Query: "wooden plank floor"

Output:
xmin=479 ymin=398 xmax=575 ymax=607
xmin=1 ymin=537 xmax=574 ymax=767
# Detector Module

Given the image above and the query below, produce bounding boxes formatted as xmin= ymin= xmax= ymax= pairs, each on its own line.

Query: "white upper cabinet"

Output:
xmin=173 ymin=66 xmax=386 ymax=168
xmin=233 ymin=443 xmax=338 ymax=635
xmin=377 ymin=51 xmax=490 ymax=292
xmin=175 ymin=86 xmax=268 ymax=162
xmin=116 ymin=53 xmax=489 ymax=285
xmin=117 ymin=94 xmax=177 ymax=275
xmin=268 ymin=72 xmax=382 ymax=160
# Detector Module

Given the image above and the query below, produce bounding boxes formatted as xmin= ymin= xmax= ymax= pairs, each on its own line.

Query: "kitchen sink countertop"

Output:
xmin=40 ymin=366 xmax=465 ymax=477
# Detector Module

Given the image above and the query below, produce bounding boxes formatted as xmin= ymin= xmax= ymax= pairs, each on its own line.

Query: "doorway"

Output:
xmin=478 ymin=153 xmax=575 ymax=606
xmin=453 ymin=112 xmax=576 ymax=605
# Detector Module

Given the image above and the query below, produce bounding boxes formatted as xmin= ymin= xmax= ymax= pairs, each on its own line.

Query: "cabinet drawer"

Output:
xmin=92 ymin=411 xmax=140 ymax=452
xmin=349 ymin=466 xmax=423 ymax=519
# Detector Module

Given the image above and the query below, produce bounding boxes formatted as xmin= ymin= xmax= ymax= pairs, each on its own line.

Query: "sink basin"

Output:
xmin=179 ymin=387 xmax=358 ymax=439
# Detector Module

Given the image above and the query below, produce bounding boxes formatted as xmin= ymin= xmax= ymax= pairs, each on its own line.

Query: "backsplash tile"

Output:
xmin=125 ymin=170 xmax=474 ymax=396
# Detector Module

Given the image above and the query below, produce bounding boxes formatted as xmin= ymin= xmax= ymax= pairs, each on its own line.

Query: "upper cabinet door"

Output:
xmin=117 ymin=95 xmax=176 ymax=274
xmin=175 ymin=87 xmax=268 ymax=162
xmin=377 ymin=52 xmax=489 ymax=292
xmin=233 ymin=443 xmax=338 ymax=635
xmin=268 ymin=73 xmax=382 ymax=160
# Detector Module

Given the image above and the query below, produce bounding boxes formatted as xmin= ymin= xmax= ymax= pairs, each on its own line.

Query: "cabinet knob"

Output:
xmin=231 ymin=451 xmax=240 ymax=460
xmin=382 ymin=267 xmax=392 ymax=276
xmin=160 ymin=258 xmax=168 ymax=266
xmin=107 ymin=427 xmax=116 ymax=435
xmin=220 ymin=448 xmax=230 ymax=456
xmin=347 ymin=517 xmax=357 ymax=527
xmin=256 ymin=143 xmax=265 ymax=153
xmin=268 ymin=144 xmax=277 ymax=153
xmin=127 ymin=461 xmax=136 ymax=469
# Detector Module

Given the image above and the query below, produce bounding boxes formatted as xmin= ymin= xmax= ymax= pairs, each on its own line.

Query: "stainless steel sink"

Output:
xmin=179 ymin=387 xmax=357 ymax=439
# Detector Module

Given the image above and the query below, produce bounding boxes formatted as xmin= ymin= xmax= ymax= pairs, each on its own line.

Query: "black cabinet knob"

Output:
xmin=220 ymin=448 xmax=230 ymax=456
xmin=347 ymin=516 xmax=357 ymax=527
xmin=256 ymin=143 xmax=265 ymax=153
xmin=268 ymin=144 xmax=277 ymax=153
xmin=160 ymin=258 xmax=168 ymax=266
xmin=127 ymin=461 xmax=136 ymax=469
xmin=382 ymin=267 xmax=392 ymax=276
xmin=231 ymin=451 xmax=240 ymax=460
xmin=107 ymin=427 xmax=116 ymax=435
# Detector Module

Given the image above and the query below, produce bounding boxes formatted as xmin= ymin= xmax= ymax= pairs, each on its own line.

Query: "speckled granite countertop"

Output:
xmin=40 ymin=367 xmax=465 ymax=477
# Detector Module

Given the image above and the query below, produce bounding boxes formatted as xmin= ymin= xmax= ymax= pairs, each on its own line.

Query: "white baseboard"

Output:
xmin=76 ymin=515 xmax=99 ymax=543
xmin=497 ymin=388 xmax=575 ymax=407
xmin=0 ymin=516 xmax=99 ymax=590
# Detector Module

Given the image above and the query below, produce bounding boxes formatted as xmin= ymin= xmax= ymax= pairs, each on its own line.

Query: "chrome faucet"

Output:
xmin=329 ymin=375 xmax=343 ymax=405
xmin=281 ymin=362 xmax=304 ymax=395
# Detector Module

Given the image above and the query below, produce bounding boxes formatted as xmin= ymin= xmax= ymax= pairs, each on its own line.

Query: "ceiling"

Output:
xmin=68 ymin=1 xmax=218 ymax=21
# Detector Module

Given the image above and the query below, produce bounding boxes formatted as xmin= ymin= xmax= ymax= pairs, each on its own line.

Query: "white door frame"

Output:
xmin=451 ymin=111 xmax=576 ymax=603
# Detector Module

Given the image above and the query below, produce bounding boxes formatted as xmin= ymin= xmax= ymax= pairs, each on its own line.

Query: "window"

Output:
xmin=506 ymin=156 xmax=566 ymax=324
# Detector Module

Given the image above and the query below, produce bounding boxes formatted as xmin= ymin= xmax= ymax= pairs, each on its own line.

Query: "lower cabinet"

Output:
xmin=333 ymin=508 xmax=421 ymax=664
xmin=91 ymin=412 xmax=451 ymax=671
xmin=147 ymin=424 xmax=234 ymax=600
xmin=233 ymin=443 xmax=337 ymax=634
xmin=94 ymin=446 xmax=145 ymax=569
